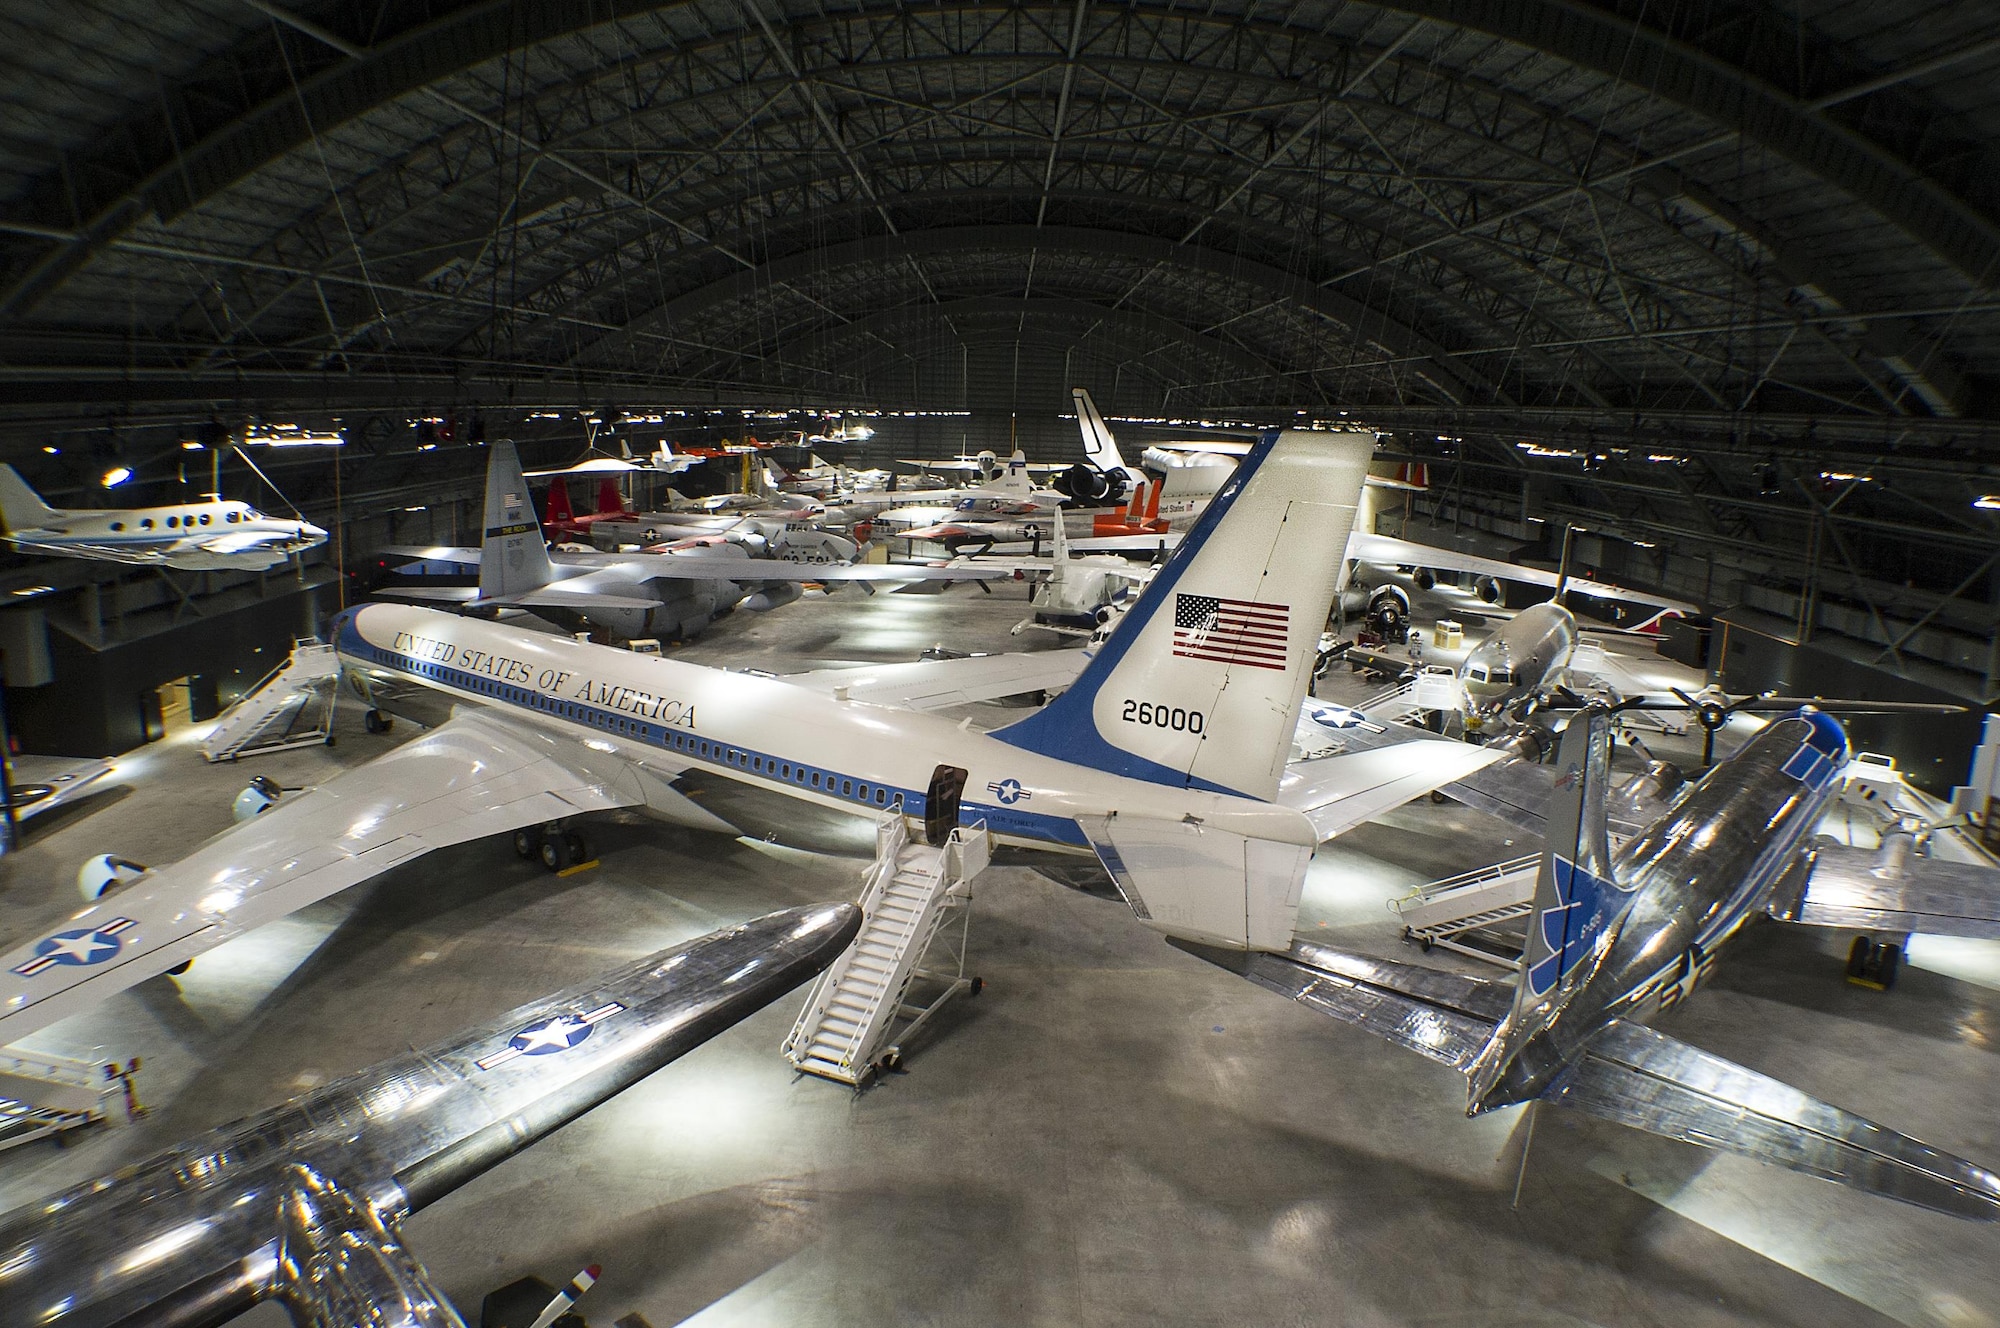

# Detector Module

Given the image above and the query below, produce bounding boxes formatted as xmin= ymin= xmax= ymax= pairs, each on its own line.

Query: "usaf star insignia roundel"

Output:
xmin=13 ymin=917 xmax=138 ymax=977
xmin=475 ymin=1000 xmax=626 ymax=1071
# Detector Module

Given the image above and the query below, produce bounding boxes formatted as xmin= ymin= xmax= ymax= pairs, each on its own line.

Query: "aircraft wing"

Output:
xmin=190 ymin=529 xmax=309 ymax=556
xmin=0 ymin=712 xmax=643 ymax=1047
xmin=1176 ymin=941 xmax=2000 ymax=1219
xmin=8 ymin=755 xmax=114 ymax=822
xmin=1348 ymin=533 xmax=1698 ymax=614
xmin=984 ymin=532 xmax=1183 ymax=555
xmin=784 ymin=650 xmax=1089 ymax=710
xmin=1781 ymin=845 xmax=2000 ymax=938
xmin=1554 ymin=1019 xmax=2000 ymax=1220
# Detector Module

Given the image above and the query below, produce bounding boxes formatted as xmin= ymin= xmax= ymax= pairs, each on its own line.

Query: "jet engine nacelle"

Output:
xmin=741 ymin=582 xmax=803 ymax=613
xmin=1475 ymin=575 xmax=1503 ymax=604
xmin=78 ymin=853 xmax=147 ymax=902
xmin=1055 ymin=462 xmax=1131 ymax=505
xmin=233 ymin=774 xmax=287 ymax=822
xmin=1413 ymin=568 xmax=1436 ymax=591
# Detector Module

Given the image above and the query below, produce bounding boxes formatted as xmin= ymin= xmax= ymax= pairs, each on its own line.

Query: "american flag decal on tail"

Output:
xmin=1172 ymin=594 xmax=1290 ymax=670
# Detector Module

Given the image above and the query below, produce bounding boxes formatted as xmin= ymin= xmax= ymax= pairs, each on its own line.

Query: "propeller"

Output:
xmin=525 ymin=1264 xmax=601 ymax=1328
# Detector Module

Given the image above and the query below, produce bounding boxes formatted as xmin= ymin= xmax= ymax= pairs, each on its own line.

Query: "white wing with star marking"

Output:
xmin=0 ymin=712 xmax=645 ymax=1046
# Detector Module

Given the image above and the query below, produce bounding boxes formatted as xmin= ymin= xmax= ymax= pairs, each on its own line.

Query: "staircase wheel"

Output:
xmin=363 ymin=709 xmax=392 ymax=735
xmin=1873 ymin=943 xmax=1902 ymax=990
xmin=513 ymin=827 xmax=545 ymax=860
xmin=540 ymin=834 xmax=573 ymax=873
xmin=1419 ymin=936 xmax=1434 ymax=953
xmin=1845 ymin=936 xmax=1872 ymax=980
xmin=879 ymin=1050 xmax=903 ymax=1073
xmin=969 ymin=975 xmax=985 ymax=996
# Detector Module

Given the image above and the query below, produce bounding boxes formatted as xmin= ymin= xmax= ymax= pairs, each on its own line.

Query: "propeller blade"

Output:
xmin=1669 ymin=685 xmax=1698 ymax=707
xmin=526 ymin=1264 xmax=601 ymax=1328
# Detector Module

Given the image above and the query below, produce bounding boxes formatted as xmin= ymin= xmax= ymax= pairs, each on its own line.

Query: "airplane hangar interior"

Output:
xmin=0 ymin=3 xmax=1996 ymax=1325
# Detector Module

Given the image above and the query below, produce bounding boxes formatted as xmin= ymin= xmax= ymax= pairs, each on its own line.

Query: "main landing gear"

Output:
xmin=514 ymin=823 xmax=592 ymax=874
xmin=1846 ymin=934 xmax=1903 ymax=990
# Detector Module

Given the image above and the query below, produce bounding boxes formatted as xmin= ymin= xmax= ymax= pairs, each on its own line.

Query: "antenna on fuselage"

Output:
xmin=1552 ymin=522 xmax=1576 ymax=609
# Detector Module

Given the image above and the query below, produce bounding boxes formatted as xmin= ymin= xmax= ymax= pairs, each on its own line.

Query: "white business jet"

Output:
xmin=0 ymin=467 xmax=325 ymax=571
xmin=0 ymin=427 xmax=1514 ymax=1047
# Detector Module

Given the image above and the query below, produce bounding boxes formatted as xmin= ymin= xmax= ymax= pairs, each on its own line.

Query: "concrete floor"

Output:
xmin=0 ymin=579 xmax=1996 ymax=1327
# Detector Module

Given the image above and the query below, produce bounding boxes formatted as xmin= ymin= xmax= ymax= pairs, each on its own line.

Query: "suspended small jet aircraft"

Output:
xmin=1179 ymin=707 xmax=2000 ymax=1219
xmin=374 ymin=441 xmax=1002 ymax=640
xmin=0 ymin=427 xmax=1524 ymax=1047
xmin=0 ymin=466 xmax=325 ymax=571
xmin=0 ymin=903 xmax=857 ymax=1326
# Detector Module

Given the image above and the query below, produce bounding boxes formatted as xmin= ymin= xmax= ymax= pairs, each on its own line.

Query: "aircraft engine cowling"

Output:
xmin=1609 ymin=759 xmax=1685 ymax=821
xmin=1365 ymin=585 xmax=1410 ymax=635
xmin=1413 ymin=568 xmax=1436 ymax=591
xmin=232 ymin=774 xmax=286 ymax=822
xmin=1484 ymin=724 xmax=1552 ymax=763
xmin=78 ymin=854 xmax=147 ymax=902
xmin=1475 ymin=575 xmax=1503 ymax=604
xmin=1055 ymin=462 xmax=1130 ymax=505
xmin=742 ymin=582 xmax=803 ymax=613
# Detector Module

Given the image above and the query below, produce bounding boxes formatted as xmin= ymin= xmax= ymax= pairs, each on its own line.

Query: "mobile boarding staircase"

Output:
xmin=200 ymin=638 xmax=341 ymax=762
xmin=784 ymin=768 xmax=990 ymax=1086
xmin=0 ymin=1048 xmax=124 ymax=1150
xmin=1391 ymin=854 xmax=1540 ymax=968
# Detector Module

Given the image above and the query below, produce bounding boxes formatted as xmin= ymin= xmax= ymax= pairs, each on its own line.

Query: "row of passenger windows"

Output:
xmin=109 ymin=510 xmax=249 ymax=533
xmin=412 ymin=652 xmax=902 ymax=810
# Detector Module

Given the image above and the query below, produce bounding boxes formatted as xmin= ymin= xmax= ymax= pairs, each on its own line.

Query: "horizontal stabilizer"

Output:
xmin=1555 ymin=1020 xmax=2000 ymax=1221
xmin=1172 ymin=938 xmax=1507 ymax=1071
xmin=1078 ymin=814 xmax=1313 ymax=951
xmin=1784 ymin=844 xmax=2000 ymax=939
xmin=1278 ymin=742 xmax=1505 ymax=842
xmin=491 ymin=587 xmax=665 ymax=612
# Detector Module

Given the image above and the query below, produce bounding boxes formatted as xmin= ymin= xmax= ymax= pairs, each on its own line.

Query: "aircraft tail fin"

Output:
xmin=1072 ymin=388 xmax=1130 ymax=474
xmin=0 ymin=465 xmax=58 ymax=533
xmin=543 ymin=477 xmax=575 ymax=533
xmin=480 ymin=441 xmax=556 ymax=600
xmin=595 ymin=478 xmax=624 ymax=516
xmin=1464 ymin=709 xmax=1622 ymax=1110
xmin=993 ymin=428 xmax=1374 ymax=802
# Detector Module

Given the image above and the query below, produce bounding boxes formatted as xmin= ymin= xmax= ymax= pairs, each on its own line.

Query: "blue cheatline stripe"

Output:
xmin=989 ymin=428 xmax=1286 ymax=798
xmin=334 ymin=617 xmax=1089 ymax=850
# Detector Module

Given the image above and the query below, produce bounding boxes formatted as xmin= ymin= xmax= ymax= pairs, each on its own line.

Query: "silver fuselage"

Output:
xmin=0 ymin=904 xmax=859 ymax=1328
xmin=1479 ymin=713 xmax=1846 ymax=1107
xmin=1460 ymin=602 xmax=1577 ymax=717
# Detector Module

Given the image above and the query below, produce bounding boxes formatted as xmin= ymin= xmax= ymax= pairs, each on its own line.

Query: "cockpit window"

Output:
xmin=1467 ymin=666 xmax=1487 ymax=682
xmin=1489 ymin=669 xmax=1512 ymax=684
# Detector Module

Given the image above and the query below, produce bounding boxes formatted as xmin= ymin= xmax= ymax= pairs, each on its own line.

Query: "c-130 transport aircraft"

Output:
xmin=3 ymin=427 xmax=1517 ymax=1045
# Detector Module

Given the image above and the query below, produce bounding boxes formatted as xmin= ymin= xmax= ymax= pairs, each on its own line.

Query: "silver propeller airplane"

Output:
xmin=1181 ymin=705 xmax=2000 ymax=1219
xmin=0 ymin=426 xmax=1516 ymax=1048
xmin=0 ymin=903 xmax=857 ymax=1327
xmin=0 ymin=466 xmax=325 ymax=572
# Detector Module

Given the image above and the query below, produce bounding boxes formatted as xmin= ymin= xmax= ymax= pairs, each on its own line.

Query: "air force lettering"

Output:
xmin=13 ymin=917 xmax=138 ymax=977
xmin=475 ymin=1000 xmax=625 ymax=1071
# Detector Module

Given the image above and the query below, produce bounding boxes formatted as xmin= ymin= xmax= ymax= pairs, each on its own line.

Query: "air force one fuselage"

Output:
xmin=337 ymin=599 xmax=1308 ymax=861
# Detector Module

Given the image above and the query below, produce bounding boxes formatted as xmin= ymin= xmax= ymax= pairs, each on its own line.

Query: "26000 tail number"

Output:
xmin=1121 ymin=699 xmax=1204 ymax=733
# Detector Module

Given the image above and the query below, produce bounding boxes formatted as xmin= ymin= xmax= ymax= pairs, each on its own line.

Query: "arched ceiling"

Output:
xmin=0 ymin=0 xmax=1994 ymax=437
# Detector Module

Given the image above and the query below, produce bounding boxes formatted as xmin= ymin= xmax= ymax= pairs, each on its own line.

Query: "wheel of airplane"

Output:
xmin=1875 ymin=943 xmax=1902 ymax=990
xmin=363 ymin=709 xmax=393 ymax=735
xmin=1846 ymin=936 xmax=1870 ymax=980
xmin=540 ymin=834 xmax=573 ymax=872
xmin=513 ymin=826 xmax=545 ymax=860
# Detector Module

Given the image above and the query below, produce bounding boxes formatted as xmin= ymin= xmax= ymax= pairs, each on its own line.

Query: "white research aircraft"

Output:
xmin=0 ymin=467 xmax=326 ymax=572
xmin=0 ymin=427 xmax=1526 ymax=1047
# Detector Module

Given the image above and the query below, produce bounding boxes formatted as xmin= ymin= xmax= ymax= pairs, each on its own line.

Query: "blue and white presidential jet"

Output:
xmin=0 ymin=466 xmax=325 ymax=572
xmin=1184 ymin=704 xmax=2000 ymax=1219
xmin=0 ymin=427 xmax=1516 ymax=1046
